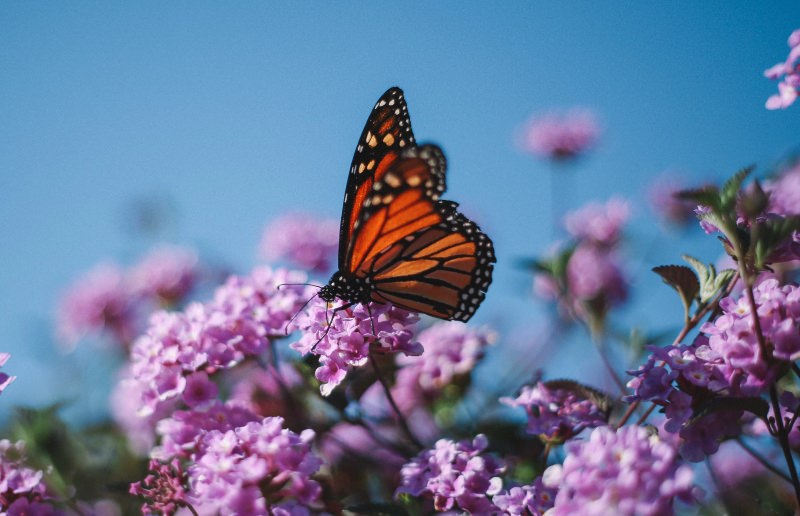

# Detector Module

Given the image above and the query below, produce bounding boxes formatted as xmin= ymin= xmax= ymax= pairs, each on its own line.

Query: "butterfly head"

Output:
xmin=319 ymin=271 xmax=371 ymax=305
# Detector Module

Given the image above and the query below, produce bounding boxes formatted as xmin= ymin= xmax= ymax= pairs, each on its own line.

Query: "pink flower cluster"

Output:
xmin=628 ymin=279 xmax=800 ymax=460
xmin=0 ymin=354 xmax=15 ymax=396
xmin=187 ymin=417 xmax=323 ymax=514
xmin=396 ymin=434 xmax=505 ymax=513
xmin=492 ymin=478 xmax=556 ymax=516
xmin=0 ymin=440 xmax=58 ymax=514
xmin=542 ymin=425 xmax=697 ymax=515
xmin=126 ymin=267 xmax=313 ymax=417
xmin=765 ymin=29 xmax=800 ymax=110
xmin=648 ymin=174 xmax=698 ymax=227
xmin=290 ymin=299 xmax=421 ymax=396
xmin=260 ymin=212 xmax=339 ymax=274
xmin=702 ymin=278 xmax=800 ymax=387
xmin=133 ymin=413 xmax=324 ymax=515
xmin=534 ymin=198 xmax=630 ymax=321
xmin=563 ymin=197 xmax=629 ymax=246
xmin=56 ymin=246 xmax=203 ymax=349
xmin=501 ymin=381 xmax=607 ymax=442
xmin=518 ymin=109 xmax=600 ymax=161
xmin=393 ymin=322 xmax=495 ymax=409
xmin=765 ymin=162 xmax=800 ymax=218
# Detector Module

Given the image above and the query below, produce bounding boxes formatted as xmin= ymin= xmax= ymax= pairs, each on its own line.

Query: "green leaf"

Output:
xmin=652 ymin=265 xmax=699 ymax=319
xmin=752 ymin=215 xmax=800 ymax=269
xmin=675 ymin=186 xmax=719 ymax=209
xmin=720 ymin=165 xmax=755 ymax=211
xmin=682 ymin=255 xmax=733 ymax=304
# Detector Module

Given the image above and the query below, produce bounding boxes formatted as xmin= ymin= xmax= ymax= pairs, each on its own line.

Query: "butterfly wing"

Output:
xmin=339 ymin=87 xmax=416 ymax=270
xmin=347 ymin=145 xmax=494 ymax=322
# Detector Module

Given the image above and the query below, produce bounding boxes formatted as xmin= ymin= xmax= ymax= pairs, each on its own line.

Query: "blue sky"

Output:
xmin=1 ymin=3 xmax=799 ymax=422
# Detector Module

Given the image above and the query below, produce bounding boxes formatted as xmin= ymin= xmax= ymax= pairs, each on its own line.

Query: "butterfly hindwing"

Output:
xmin=367 ymin=201 xmax=495 ymax=321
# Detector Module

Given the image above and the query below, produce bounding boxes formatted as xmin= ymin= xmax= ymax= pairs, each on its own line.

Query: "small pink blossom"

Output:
xmin=518 ymin=109 xmax=600 ymax=161
xmin=396 ymin=434 xmax=505 ymax=513
xmin=765 ymin=28 xmax=800 ymax=110
xmin=290 ymin=298 xmax=421 ymax=396
xmin=56 ymin=262 xmax=139 ymax=349
xmin=543 ymin=426 xmax=698 ymax=515
xmin=129 ymin=245 xmax=200 ymax=305
xmin=260 ymin=212 xmax=339 ymax=274
xmin=563 ymin=197 xmax=630 ymax=246
xmin=0 ymin=353 xmax=15 ymax=395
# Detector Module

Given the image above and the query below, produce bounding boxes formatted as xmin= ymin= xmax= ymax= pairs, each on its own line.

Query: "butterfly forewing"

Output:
xmin=339 ymin=87 xmax=416 ymax=269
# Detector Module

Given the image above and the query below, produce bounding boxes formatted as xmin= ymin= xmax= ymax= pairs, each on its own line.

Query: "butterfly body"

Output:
xmin=322 ymin=87 xmax=495 ymax=322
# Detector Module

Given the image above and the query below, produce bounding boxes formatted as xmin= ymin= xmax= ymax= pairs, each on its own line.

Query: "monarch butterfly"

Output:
xmin=318 ymin=87 xmax=495 ymax=322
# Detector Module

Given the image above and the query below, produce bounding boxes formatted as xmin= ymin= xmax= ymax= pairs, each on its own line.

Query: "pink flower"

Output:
xmin=290 ymin=298 xmax=422 ymax=396
xmin=129 ymin=245 xmax=200 ymax=305
xmin=765 ymin=28 xmax=800 ymax=110
xmin=563 ymin=197 xmax=630 ymax=246
xmin=518 ymin=109 xmax=600 ymax=161
xmin=501 ymin=381 xmax=608 ymax=442
xmin=187 ymin=417 xmax=323 ymax=514
xmin=393 ymin=322 xmax=495 ymax=410
xmin=0 ymin=440 xmax=59 ymax=512
xmin=127 ymin=267 xmax=313 ymax=417
xmin=396 ymin=435 xmax=505 ymax=513
xmin=56 ymin=262 xmax=140 ymax=349
xmin=543 ymin=426 xmax=698 ymax=515
xmin=0 ymin=354 xmax=15 ymax=395
xmin=260 ymin=213 xmax=339 ymax=274
xmin=647 ymin=174 xmax=698 ymax=226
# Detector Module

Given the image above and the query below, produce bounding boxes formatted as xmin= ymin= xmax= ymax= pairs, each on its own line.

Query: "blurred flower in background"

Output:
xmin=765 ymin=28 xmax=800 ymax=110
xmin=259 ymin=212 xmax=339 ymax=274
xmin=517 ymin=109 xmax=600 ymax=162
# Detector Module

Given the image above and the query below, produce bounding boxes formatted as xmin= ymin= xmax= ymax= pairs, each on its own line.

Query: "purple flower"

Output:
xmin=129 ymin=245 xmax=200 ymax=305
xmin=518 ymin=109 xmax=600 ymax=161
xmin=290 ymin=298 xmax=422 ymax=396
xmin=0 ymin=353 xmax=16 ymax=395
xmin=563 ymin=197 xmax=630 ymax=246
xmin=187 ymin=417 xmax=323 ymax=514
xmin=0 ymin=440 xmax=58 ymax=512
xmin=765 ymin=162 xmax=800 ymax=217
xmin=647 ymin=173 xmax=698 ymax=226
xmin=127 ymin=266 xmax=313 ymax=417
xmin=765 ymin=29 xmax=800 ymax=110
xmin=130 ymin=458 xmax=191 ymax=515
xmin=393 ymin=322 xmax=495 ymax=410
xmin=694 ymin=205 xmax=720 ymax=234
xmin=701 ymin=279 xmax=800 ymax=392
xmin=396 ymin=434 xmax=504 ymax=513
xmin=566 ymin=244 xmax=627 ymax=306
xmin=152 ymin=401 xmax=259 ymax=461
xmin=56 ymin=262 xmax=139 ymax=349
xmin=501 ymin=381 xmax=608 ymax=442
xmin=260 ymin=212 xmax=339 ymax=274
xmin=492 ymin=478 xmax=556 ymax=516
xmin=542 ymin=425 xmax=698 ymax=515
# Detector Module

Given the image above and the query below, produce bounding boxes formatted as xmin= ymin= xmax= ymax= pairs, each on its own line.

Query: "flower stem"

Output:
xmin=369 ymin=353 xmax=423 ymax=450
xmin=735 ymin=437 xmax=793 ymax=484
xmin=769 ymin=384 xmax=800 ymax=506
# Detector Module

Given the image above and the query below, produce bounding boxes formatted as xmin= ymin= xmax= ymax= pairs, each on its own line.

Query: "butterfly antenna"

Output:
xmin=277 ymin=282 xmax=323 ymax=290
xmin=284 ymin=291 xmax=321 ymax=337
